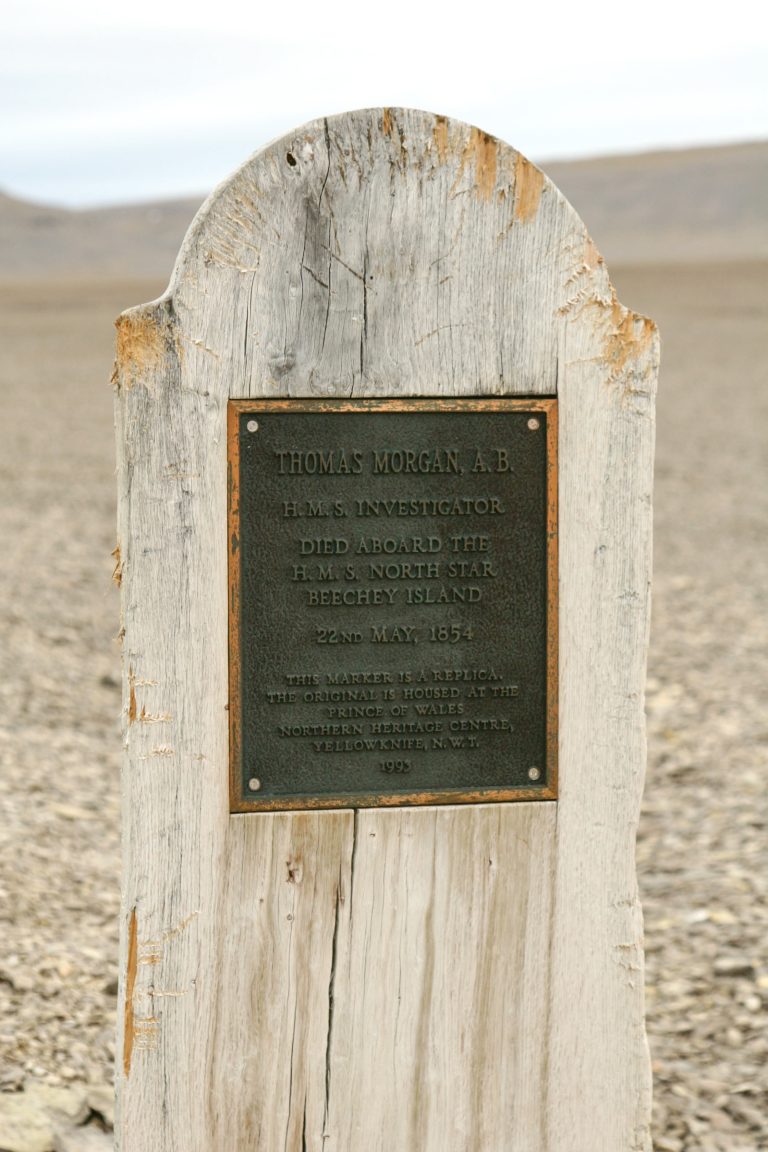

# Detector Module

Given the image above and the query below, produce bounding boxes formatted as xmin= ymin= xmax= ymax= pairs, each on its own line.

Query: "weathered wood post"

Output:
xmin=114 ymin=108 xmax=658 ymax=1151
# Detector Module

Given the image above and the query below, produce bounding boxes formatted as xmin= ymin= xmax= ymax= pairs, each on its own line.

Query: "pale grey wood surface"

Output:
xmin=114 ymin=108 xmax=658 ymax=1151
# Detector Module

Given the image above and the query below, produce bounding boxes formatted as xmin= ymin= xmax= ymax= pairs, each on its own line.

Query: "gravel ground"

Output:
xmin=0 ymin=266 xmax=766 ymax=1150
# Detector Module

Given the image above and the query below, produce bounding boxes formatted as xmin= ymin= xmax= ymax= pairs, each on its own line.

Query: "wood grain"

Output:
xmin=114 ymin=108 xmax=658 ymax=1151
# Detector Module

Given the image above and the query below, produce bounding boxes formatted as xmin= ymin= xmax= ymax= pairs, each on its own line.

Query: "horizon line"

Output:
xmin=3 ymin=135 xmax=765 ymax=214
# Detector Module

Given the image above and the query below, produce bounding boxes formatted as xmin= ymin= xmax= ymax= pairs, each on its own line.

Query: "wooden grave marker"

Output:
xmin=114 ymin=108 xmax=658 ymax=1151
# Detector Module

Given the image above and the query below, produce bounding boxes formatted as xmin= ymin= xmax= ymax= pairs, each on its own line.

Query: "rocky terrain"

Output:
xmin=0 ymin=142 xmax=766 ymax=1150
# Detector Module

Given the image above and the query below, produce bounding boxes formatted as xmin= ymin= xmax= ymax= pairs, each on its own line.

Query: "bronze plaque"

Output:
xmin=228 ymin=398 xmax=557 ymax=811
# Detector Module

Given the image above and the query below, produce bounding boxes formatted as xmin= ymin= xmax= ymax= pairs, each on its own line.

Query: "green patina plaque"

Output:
xmin=228 ymin=398 xmax=557 ymax=811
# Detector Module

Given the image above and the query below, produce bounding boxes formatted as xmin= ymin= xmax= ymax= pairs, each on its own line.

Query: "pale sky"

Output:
xmin=3 ymin=0 xmax=767 ymax=206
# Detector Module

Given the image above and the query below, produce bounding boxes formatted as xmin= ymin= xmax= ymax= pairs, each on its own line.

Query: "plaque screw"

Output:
xmin=248 ymin=777 xmax=262 ymax=791
xmin=527 ymin=417 xmax=540 ymax=431
xmin=527 ymin=766 xmax=541 ymax=781
xmin=246 ymin=419 xmax=259 ymax=433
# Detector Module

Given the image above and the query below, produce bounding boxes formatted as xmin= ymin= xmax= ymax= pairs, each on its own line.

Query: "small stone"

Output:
xmin=0 ymin=1092 xmax=54 ymax=1152
xmin=49 ymin=804 xmax=95 ymax=822
xmin=714 ymin=956 xmax=756 ymax=979
xmin=10 ymin=973 xmax=36 ymax=994
xmin=708 ymin=1107 xmax=739 ymax=1131
xmin=26 ymin=1084 xmax=89 ymax=1126
xmin=86 ymin=1084 xmax=114 ymax=1130
xmin=726 ymin=1097 xmax=767 ymax=1129
xmin=0 ymin=1063 xmax=26 ymax=1090
xmin=709 ymin=909 xmax=738 ymax=925
xmin=53 ymin=1125 xmax=113 ymax=1152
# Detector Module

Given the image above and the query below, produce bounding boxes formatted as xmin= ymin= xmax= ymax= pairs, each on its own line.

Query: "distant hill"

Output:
xmin=1 ymin=140 xmax=765 ymax=281
xmin=0 ymin=190 xmax=201 ymax=281
xmin=546 ymin=141 xmax=768 ymax=265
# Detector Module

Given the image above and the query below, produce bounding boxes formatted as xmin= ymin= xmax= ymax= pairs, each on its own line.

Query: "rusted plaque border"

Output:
xmin=228 ymin=397 xmax=558 ymax=812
